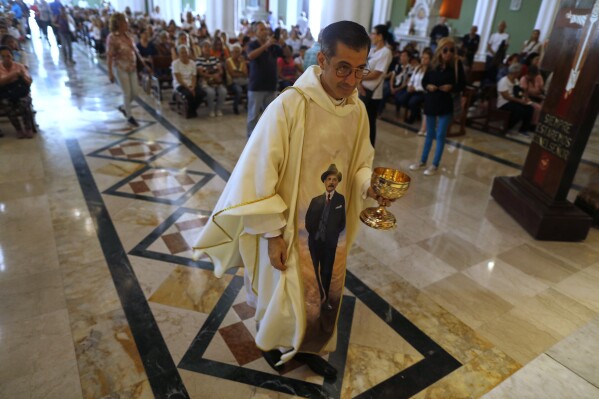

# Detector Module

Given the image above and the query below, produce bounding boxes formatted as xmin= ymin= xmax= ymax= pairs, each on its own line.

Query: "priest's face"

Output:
xmin=318 ymin=42 xmax=369 ymax=100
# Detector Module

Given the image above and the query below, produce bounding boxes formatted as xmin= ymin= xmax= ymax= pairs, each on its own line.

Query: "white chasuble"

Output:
xmin=193 ymin=66 xmax=374 ymax=364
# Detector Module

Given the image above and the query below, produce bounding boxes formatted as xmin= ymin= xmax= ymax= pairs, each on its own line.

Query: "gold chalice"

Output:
xmin=360 ymin=167 xmax=411 ymax=230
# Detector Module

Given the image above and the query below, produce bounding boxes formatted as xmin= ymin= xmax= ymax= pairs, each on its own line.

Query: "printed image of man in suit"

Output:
xmin=305 ymin=164 xmax=346 ymax=310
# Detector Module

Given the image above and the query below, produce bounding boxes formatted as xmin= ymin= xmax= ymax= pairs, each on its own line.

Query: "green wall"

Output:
xmin=491 ymin=0 xmax=542 ymax=56
xmin=390 ymin=0 xmax=409 ymax=26
xmin=447 ymin=0 xmax=476 ymax=37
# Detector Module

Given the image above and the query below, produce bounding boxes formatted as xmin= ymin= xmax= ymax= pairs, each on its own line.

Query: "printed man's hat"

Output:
xmin=321 ymin=164 xmax=342 ymax=183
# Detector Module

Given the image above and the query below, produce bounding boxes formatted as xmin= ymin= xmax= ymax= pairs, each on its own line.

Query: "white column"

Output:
xmin=534 ymin=0 xmax=560 ymax=42
xmin=320 ymin=0 xmax=374 ymax=32
xmin=286 ymin=0 xmax=300 ymax=29
xmin=371 ymin=0 xmax=392 ymax=27
xmin=205 ymin=0 xmax=236 ymax=37
xmin=472 ymin=0 xmax=499 ymax=62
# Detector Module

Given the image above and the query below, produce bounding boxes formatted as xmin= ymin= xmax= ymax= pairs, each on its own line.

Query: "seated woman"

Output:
xmin=136 ymin=30 xmax=158 ymax=63
xmin=197 ymin=40 xmax=227 ymax=117
xmin=0 ymin=45 xmax=34 ymax=138
xmin=401 ymin=48 xmax=431 ymax=126
xmin=520 ymin=64 xmax=544 ymax=126
xmin=171 ymin=32 xmax=194 ymax=60
xmin=171 ymin=45 xmax=204 ymax=118
xmin=497 ymin=63 xmax=535 ymax=135
xmin=277 ymin=45 xmax=299 ymax=91
xmin=225 ymin=44 xmax=248 ymax=115
xmin=211 ymin=37 xmax=230 ymax=62
xmin=1 ymin=35 xmax=27 ymax=67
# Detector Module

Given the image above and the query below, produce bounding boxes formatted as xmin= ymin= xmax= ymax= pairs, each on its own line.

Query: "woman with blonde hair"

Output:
xmin=410 ymin=37 xmax=465 ymax=176
xmin=107 ymin=12 xmax=148 ymax=127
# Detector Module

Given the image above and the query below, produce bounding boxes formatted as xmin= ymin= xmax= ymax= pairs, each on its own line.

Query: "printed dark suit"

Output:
xmin=305 ymin=191 xmax=346 ymax=301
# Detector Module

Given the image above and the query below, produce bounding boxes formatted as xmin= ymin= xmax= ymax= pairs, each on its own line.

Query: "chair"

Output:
xmin=467 ymin=84 xmax=511 ymax=134
xmin=150 ymin=55 xmax=173 ymax=102
xmin=0 ymin=96 xmax=38 ymax=134
xmin=170 ymin=89 xmax=192 ymax=118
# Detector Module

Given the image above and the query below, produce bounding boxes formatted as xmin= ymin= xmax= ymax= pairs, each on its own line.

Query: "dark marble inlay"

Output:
xmin=232 ymin=302 xmax=256 ymax=321
xmin=162 ymin=232 xmax=191 ymax=254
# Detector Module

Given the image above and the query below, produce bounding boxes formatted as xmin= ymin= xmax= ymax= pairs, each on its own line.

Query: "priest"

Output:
xmin=193 ymin=20 xmax=388 ymax=379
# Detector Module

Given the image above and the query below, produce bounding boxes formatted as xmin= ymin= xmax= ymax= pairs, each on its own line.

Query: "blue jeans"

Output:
xmin=247 ymin=90 xmax=277 ymax=137
xmin=421 ymin=113 xmax=452 ymax=167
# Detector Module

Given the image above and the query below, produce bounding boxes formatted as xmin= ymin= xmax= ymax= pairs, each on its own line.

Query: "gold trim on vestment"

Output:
xmin=192 ymin=193 xmax=278 ymax=251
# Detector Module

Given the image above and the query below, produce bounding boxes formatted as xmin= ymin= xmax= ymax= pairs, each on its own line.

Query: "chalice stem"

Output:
xmin=375 ymin=206 xmax=387 ymax=216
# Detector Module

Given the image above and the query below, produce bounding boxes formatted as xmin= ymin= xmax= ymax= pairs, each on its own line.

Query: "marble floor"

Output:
xmin=1 ymin=34 xmax=599 ymax=399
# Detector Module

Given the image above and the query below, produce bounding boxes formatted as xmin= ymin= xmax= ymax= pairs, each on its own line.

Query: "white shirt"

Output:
xmin=362 ymin=46 xmax=392 ymax=100
xmin=408 ymin=67 xmax=426 ymax=92
xmin=487 ymin=32 xmax=510 ymax=55
xmin=497 ymin=75 xmax=514 ymax=108
xmin=172 ymin=59 xmax=197 ymax=89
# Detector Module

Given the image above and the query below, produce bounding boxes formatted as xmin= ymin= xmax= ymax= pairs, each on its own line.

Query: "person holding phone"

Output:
xmin=246 ymin=22 xmax=283 ymax=136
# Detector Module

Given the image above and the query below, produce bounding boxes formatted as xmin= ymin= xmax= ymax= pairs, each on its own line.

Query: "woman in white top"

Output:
xmin=172 ymin=45 xmax=204 ymax=118
xmin=403 ymin=49 xmax=432 ymax=128
xmin=301 ymin=28 xmax=315 ymax=48
xmin=520 ymin=29 xmax=542 ymax=59
xmin=286 ymin=29 xmax=302 ymax=56
xmin=358 ymin=24 xmax=392 ymax=146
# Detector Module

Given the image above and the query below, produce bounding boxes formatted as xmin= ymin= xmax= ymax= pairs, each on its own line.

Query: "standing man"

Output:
xmin=486 ymin=20 xmax=509 ymax=79
xmin=358 ymin=24 xmax=392 ymax=146
xmin=246 ymin=21 xmax=282 ymax=137
xmin=297 ymin=11 xmax=308 ymax=35
xmin=429 ymin=16 xmax=449 ymax=52
xmin=194 ymin=21 xmax=389 ymax=378
xmin=305 ymin=164 xmax=346 ymax=311
xmin=461 ymin=25 xmax=480 ymax=67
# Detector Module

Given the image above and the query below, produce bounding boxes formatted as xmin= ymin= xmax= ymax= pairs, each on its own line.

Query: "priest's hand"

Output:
xmin=267 ymin=236 xmax=287 ymax=271
xmin=367 ymin=186 xmax=393 ymax=207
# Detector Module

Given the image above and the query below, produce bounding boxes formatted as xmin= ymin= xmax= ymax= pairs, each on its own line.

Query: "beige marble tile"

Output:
xmin=510 ymin=288 xmax=597 ymax=338
xmin=75 ymin=313 xmax=148 ymax=398
xmin=149 ymin=266 xmax=233 ymax=313
xmin=0 ymin=269 xmax=66 ymax=324
xmin=0 ymin=357 xmax=83 ymax=399
xmin=0 ymin=149 xmax=45 ymax=183
xmin=0 ymin=178 xmax=48 ymax=201
xmin=529 ymin=241 xmax=599 ymax=269
xmin=384 ymin=244 xmax=458 ymax=289
xmin=412 ymin=348 xmax=520 ymax=399
xmin=417 ymin=232 xmax=491 ymax=271
xmin=477 ymin=309 xmax=562 ymax=365
xmin=179 ymin=369 xmax=255 ymax=399
xmin=0 ymin=309 xmax=77 ymax=384
xmin=424 ymin=273 xmax=513 ymax=330
xmin=498 ymin=243 xmax=581 ymax=284
xmin=99 ymin=379 xmax=154 ymax=399
xmin=149 ymin=302 xmax=208 ymax=364
xmin=183 ymin=174 xmax=228 ymax=211
xmin=554 ymin=266 xmax=599 ymax=312
xmin=482 ymin=354 xmax=599 ymax=399
xmin=463 ymin=259 xmax=549 ymax=306
xmin=129 ymin=256 xmax=177 ymax=299
xmin=341 ymin=343 xmax=422 ymax=398
xmin=547 ymin=316 xmax=599 ymax=387
xmin=61 ymin=258 xmax=124 ymax=341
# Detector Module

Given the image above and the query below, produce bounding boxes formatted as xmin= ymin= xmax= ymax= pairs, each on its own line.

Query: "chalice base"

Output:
xmin=360 ymin=207 xmax=396 ymax=230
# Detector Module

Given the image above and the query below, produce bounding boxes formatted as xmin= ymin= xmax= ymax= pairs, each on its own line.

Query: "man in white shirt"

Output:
xmin=487 ymin=21 xmax=509 ymax=58
xmin=358 ymin=24 xmax=392 ymax=146
xmin=150 ymin=6 xmax=162 ymax=22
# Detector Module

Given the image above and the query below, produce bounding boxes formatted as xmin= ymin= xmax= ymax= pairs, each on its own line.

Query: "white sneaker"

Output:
xmin=409 ymin=162 xmax=425 ymax=171
xmin=423 ymin=165 xmax=438 ymax=176
xmin=417 ymin=130 xmax=426 ymax=136
xmin=216 ymin=110 xmax=223 ymax=117
xmin=208 ymin=111 xmax=215 ymax=117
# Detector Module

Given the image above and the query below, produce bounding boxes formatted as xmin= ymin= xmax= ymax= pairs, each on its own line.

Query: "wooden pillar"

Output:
xmin=491 ymin=0 xmax=598 ymax=241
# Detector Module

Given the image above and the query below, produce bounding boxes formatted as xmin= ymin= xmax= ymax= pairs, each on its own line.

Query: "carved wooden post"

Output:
xmin=491 ymin=0 xmax=599 ymax=241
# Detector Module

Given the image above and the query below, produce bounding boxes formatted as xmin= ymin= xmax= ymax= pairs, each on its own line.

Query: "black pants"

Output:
xmin=176 ymin=85 xmax=206 ymax=117
xmin=362 ymin=97 xmax=380 ymax=146
xmin=308 ymin=237 xmax=337 ymax=301
xmin=500 ymin=101 xmax=534 ymax=132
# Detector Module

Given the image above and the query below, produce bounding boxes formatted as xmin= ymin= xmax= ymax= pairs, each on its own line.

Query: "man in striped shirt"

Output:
xmin=196 ymin=40 xmax=227 ymax=117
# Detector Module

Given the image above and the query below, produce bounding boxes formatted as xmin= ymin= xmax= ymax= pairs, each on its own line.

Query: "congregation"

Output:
xmin=0 ymin=1 xmax=549 ymax=176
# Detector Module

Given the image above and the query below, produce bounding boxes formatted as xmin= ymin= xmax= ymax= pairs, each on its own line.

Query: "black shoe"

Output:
xmin=127 ymin=116 xmax=139 ymax=127
xmin=233 ymin=106 xmax=239 ymax=115
xmin=117 ymin=105 xmax=127 ymax=117
xmin=262 ymin=350 xmax=284 ymax=372
xmin=294 ymin=353 xmax=337 ymax=379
